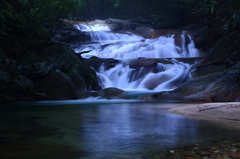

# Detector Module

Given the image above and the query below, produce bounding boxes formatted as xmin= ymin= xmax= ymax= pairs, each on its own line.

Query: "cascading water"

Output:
xmin=74 ymin=22 xmax=201 ymax=92
xmin=96 ymin=59 xmax=192 ymax=91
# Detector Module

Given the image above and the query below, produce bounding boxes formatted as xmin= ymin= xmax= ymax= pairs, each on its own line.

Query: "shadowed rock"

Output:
xmin=0 ymin=43 xmax=101 ymax=101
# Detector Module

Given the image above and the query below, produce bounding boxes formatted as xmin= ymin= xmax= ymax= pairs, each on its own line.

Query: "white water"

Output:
xmin=74 ymin=23 xmax=111 ymax=31
xmin=33 ymin=97 xmax=139 ymax=105
xmin=97 ymin=60 xmax=192 ymax=91
xmin=75 ymin=23 xmax=201 ymax=91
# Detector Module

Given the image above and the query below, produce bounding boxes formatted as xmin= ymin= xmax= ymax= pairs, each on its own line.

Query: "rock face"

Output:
xmin=82 ymin=57 xmax=120 ymax=71
xmin=143 ymin=57 xmax=240 ymax=102
xmin=97 ymin=87 xmax=124 ymax=99
xmin=0 ymin=43 xmax=101 ymax=101
xmin=105 ymin=18 xmax=137 ymax=31
xmin=134 ymin=26 xmax=154 ymax=38
xmin=53 ymin=24 xmax=91 ymax=45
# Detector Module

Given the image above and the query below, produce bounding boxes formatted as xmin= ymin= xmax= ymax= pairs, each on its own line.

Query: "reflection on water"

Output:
xmin=0 ymin=101 xmax=239 ymax=159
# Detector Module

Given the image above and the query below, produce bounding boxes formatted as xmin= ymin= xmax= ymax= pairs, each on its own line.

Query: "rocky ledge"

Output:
xmin=143 ymin=59 xmax=240 ymax=102
xmin=142 ymin=30 xmax=240 ymax=102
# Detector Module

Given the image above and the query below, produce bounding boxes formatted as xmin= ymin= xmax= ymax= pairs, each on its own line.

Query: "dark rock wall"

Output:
xmin=0 ymin=43 xmax=101 ymax=101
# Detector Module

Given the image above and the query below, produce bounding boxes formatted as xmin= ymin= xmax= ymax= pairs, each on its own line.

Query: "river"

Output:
xmin=1 ymin=100 xmax=240 ymax=159
xmin=1 ymin=21 xmax=239 ymax=159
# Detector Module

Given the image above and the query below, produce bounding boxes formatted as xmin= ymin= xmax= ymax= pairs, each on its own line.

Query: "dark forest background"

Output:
xmin=1 ymin=0 xmax=240 ymax=101
xmin=1 ymin=0 xmax=240 ymax=56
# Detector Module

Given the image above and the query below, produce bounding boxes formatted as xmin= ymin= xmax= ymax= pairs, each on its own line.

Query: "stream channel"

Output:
xmin=1 ymin=22 xmax=240 ymax=159
xmin=1 ymin=101 xmax=240 ymax=159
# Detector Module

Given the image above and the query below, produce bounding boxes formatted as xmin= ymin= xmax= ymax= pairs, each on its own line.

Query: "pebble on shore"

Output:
xmin=143 ymin=139 xmax=240 ymax=159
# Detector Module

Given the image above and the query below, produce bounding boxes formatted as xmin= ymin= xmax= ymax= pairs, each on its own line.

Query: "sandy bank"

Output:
xmin=168 ymin=102 xmax=240 ymax=128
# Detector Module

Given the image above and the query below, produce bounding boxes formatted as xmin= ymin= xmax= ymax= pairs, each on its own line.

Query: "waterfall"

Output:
xmin=74 ymin=22 xmax=201 ymax=91
xmin=97 ymin=60 xmax=192 ymax=91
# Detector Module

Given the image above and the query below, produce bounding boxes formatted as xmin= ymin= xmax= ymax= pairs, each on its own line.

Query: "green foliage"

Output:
xmin=0 ymin=0 xmax=82 ymax=59
xmin=114 ymin=0 xmax=120 ymax=7
xmin=18 ymin=0 xmax=27 ymax=5
xmin=69 ymin=0 xmax=240 ymax=31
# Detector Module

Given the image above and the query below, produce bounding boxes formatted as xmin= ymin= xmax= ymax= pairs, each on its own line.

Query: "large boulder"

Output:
xmin=82 ymin=57 xmax=120 ymax=71
xmin=35 ymin=69 xmax=79 ymax=100
xmin=134 ymin=26 xmax=153 ymax=38
xmin=83 ymin=87 xmax=125 ymax=99
xmin=0 ymin=43 xmax=101 ymax=101
xmin=18 ymin=44 xmax=100 ymax=91
xmin=105 ymin=18 xmax=136 ymax=31
xmin=0 ymin=68 xmax=34 ymax=101
xmin=97 ymin=87 xmax=124 ymax=99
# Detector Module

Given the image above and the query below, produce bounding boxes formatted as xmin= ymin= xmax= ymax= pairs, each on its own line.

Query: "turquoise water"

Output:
xmin=0 ymin=100 xmax=239 ymax=159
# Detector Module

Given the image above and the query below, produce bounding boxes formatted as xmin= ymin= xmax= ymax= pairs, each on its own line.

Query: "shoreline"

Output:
xmin=142 ymin=102 xmax=240 ymax=158
xmin=167 ymin=102 xmax=240 ymax=129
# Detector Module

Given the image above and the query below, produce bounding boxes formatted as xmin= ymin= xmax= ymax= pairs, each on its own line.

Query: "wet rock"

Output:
xmin=0 ymin=43 xmax=101 ymax=101
xmin=225 ymin=52 xmax=240 ymax=68
xmin=128 ymin=58 xmax=159 ymax=68
xmin=210 ymin=31 xmax=240 ymax=59
xmin=9 ymin=75 xmax=33 ymax=95
xmin=3 ymin=58 xmax=17 ymax=72
xmin=191 ymin=63 xmax=225 ymax=79
xmin=174 ymin=34 xmax=182 ymax=48
xmin=53 ymin=25 xmax=90 ymax=44
xmin=18 ymin=44 xmax=100 ymax=91
xmin=145 ymin=58 xmax=240 ymax=102
xmin=143 ymin=74 xmax=173 ymax=90
xmin=142 ymin=91 xmax=184 ymax=101
xmin=97 ymin=87 xmax=124 ymax=99
xmin=82 ymin=57 xmax=120 ymax=71
xmin=192 ymin=29 xmax=212 ymax=53
xmin=35 ymin=69 xmax=78 ymax=100
xmin=0 ymin=67 xmax=34 ymax=101
xmin=151 ymin=29 xmax=186 ymax=39
xmin=134 ymin=26 xmax=154 ymax=38
xmin=105 ymin=18 xmax=136 ymax=31
xmin=0 ymin=70 xmax=10 ymax=83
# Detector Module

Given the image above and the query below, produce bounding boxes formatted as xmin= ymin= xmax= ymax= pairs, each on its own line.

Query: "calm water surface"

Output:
xmin=0 ymin=100 xmax=239 ymax=159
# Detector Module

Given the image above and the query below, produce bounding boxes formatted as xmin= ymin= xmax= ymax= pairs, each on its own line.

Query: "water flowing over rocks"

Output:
xmin=143 ymin=58 xmax=240 ymax=102
xmin=65 ymin=19 xmax=239 ymax=101
xmin=2 ymin=17 xmax=239 ymax=101
xmin=143 ymin=30 xmax=240 ymax=102
xmin=71 ymin=19 xmax=203 ymax=95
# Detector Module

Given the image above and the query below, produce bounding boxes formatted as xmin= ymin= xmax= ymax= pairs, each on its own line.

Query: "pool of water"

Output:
xmin=0 ymin=100 xmax=239 ymax=159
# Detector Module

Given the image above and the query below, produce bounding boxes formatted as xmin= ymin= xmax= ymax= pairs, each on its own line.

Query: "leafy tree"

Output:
xmin=72 ymin=0 xmax=240 ymax=31
xmin=0 ymin=0 xmax=80 ymax=59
